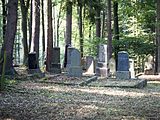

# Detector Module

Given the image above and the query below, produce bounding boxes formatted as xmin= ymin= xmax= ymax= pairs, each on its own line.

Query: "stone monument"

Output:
xmin=51 ymin=47 xmax=61 ymax=74
xmin=129 ymin=59 xmax=135 ymax=78
xmin=116 ymin=51 xmax=131 ymax=79
xmin=96 ymin=44 xmax=108 ymax=77
xmin=85 ymin=56 xmax=95 ymax=75
xmin=68 ymin=49 xmax=82 ymax=77
xmin=66 ymin=47 xmax=75 ymax=70
xmin=28 ymin=52 xmax=38 ymax=69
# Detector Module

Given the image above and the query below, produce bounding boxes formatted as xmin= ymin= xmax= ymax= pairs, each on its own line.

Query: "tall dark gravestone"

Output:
xmin=28 ymin=52 xmax=38 ymax=69
xmin=51 ymin=47 xmax=61 ymax=74
xmin=116 ymin=51 xmax=131 ymax=79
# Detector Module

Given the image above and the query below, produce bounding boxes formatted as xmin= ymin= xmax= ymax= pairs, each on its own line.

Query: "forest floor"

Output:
xmin=0 ymin=68 xmax=160 ymax=120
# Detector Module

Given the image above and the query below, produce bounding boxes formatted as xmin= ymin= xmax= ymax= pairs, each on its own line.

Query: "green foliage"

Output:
xmin=112 ymin=37 xmax=155 ymax=57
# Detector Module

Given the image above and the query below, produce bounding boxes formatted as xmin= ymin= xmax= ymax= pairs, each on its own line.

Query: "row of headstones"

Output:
xmin=28 ymin=45 xmax=135 ymax=79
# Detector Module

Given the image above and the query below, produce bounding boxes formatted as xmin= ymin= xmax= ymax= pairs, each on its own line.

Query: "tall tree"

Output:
xmin=20 ymin=0 xmax=30 ymax=65
xmin=30 ymin=0 xmax=40 ymax=67
xmin=107 ymin=0 xmax=112 ymax=61
xmin=64 ymin=0 xmax=72 ymax=67
xmin=77 ymin=0 xmax=83 ymax=57
xmin=41 ymin=0 xmax=45 ymax=53
xmin=113 ymin=1 xmax=119 ymax=70
xmin=1 ymin=0 xmax=7 ymax=40
xmin=156 ymin=0 xmax=160 ymax=73
xmin=95 ymin=0 xmax=101 ymax=38
xmin=3 ymin=0 xmax=18 ymax=75
xmin=46 ymin=0 xmax=53 ymax=72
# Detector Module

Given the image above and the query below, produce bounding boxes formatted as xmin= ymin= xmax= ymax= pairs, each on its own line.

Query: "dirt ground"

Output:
xmin=0 ymin=70 xmax=160 ymax=120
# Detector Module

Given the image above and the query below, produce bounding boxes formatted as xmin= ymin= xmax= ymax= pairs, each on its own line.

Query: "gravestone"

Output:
xmin=28 ymin=52 xmax=38 ymax=69
xmin=108 ymin=57 xmax=116 ymax=77
xmin=96 ymin=44 xmax=108 ymax=77
xmin=129 ymin=59 xmax=135 ymax=78
xmin=85 ymin=56 xmax=95 ymax=75
xmin=51 ymin=47 xmax=61 ymax=74
xmin=116 ymin=51 xmax=131 ymax=79
xmin=68 ymin=49 xmax=82 ymax=77
xmin=64 ymin=44 xmax=71 ymax=68
xmin=66 ymin=47 xmax=75 ymax=70
xmin=144 ymin=55 xmax=154 ymax=75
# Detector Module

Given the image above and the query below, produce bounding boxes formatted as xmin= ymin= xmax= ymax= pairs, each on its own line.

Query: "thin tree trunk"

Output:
xmin=107 ymin=0 xmax=112 ymax=61
xmin=57 ymin=2 xmax=62 ymax=47
xmin=29 ymin=0 xmax=32 ymax=51
xmin=156 ymin=0 xmax=160 ymax=73
xmin=30 ymin=0 xmax=40 ymax=67
xmin=64 ymin=1 xmax=72 ymax=67
xmin=113 ymin=1 xmax=119 ymax=70
xmin=96 ymin=5 xmax=101 ymax=38
xmin=1 ymin=0 xmax=7 ymax=40
xmin=20 ymin=0 xmax=30 ymax=65
xmin=46 ymin=0 xmax=53 ymax=72
xmin=3 ymin=0 xmax=18 ymax=75
xmin=41 ymin=0 xmax=45 ymax=53
xmin=101 ymin=10 xmax=105 ymax=38
xmin=77 ymin=0 xmax=83 ymax=58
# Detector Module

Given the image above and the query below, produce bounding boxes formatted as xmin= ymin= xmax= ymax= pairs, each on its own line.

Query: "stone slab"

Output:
xmin=68 ymin=66 xmax=82 ymax=77
xmin=88 ymin=78 xmax=147 ymax=88
xmin=116 ymin=71 xmax=131 ymax=79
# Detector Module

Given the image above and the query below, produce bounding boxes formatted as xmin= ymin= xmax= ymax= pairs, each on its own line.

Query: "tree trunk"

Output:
xmin=96 ymin=5 xmax=101 ymax=38
xmin=113 ymin=1 xmax=119 ymax=70
xmin=29 ymin=0 xmax=32 ymax=50
xmin=30 ymin=0 xmax=40 ymax=67
xmin=46 ymin=0 xmax=53 ymax=72
xmin=156 ymin=0 xmax=160 ymax=73
xmin=3 ymin=0 xmax=18 ymax=75
xmin=77 ymin=0 xmax=83 ymax=58
xmin=20 ymin=0 xmax=30 ymax=65
xmin=107 ymin=0 xmax=112 ymax=61
xmin=57 ymin=2 xmax=62 ymax=47
xmin=1 ymin=0 xmax=7 ymax=40
xmin=41 ymin=0 xmax=45 ymax=53
xmin=64 ymin=1 xmax=72 ymax=67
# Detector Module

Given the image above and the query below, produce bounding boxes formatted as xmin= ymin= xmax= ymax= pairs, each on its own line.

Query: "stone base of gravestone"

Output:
xmin=116 ymin=71 xmax=131 ymax=80
xmin=68 ymin=66 xmax=82 ymax=77
xmin=96 ymin=67 xmax=108 ymax=77
xmin=51 ymin=63 xmax=61 ymax=74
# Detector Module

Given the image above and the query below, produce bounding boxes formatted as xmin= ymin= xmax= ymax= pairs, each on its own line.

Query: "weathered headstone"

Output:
xmin=66 ymin=47 xmax=75 ymax=69
xmin=129 ymin=59 xmax=135 ymax=78
xmin=116 ymin=51 xmax=131 ymax=79
xmin=144 ymin=55 xmax=154 ymax=75
xmin=28 ymin=52 xmax=38 ymax=69
xmin=85 ymin=56 xmax=95 ymax=75
xmin=96 ymin=44 xmax=108 ymax=77
xmin=108 ymin=57 xmax=116 ymax=77
xmin=68 ymin=49 xmax=82 ymax=77
xmin=51 ymin=47 xmax=61 ymax=74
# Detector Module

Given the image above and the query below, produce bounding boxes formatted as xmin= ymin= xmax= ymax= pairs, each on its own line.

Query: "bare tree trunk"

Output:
xmin=41 ymin=0 xmax=45 ymax=53
xmin=57 ymin=2 xmax=62 ymax=47
xmin=1 ymin=0 xmax=7 ymax=40
xmin=77 ymin=0 xmax=83 ymax=58
xmin=64 ymin=1 xmax=72 ymax=67
xmin=96 ymin=5 xmax=101 ymax=38
xmin=156 ymin=0 xmax=160 ymax=73
xmin=46 ymin=0 xmax=53 ymax=72
xmin=3 ymin=0 xmax=18 ymax=75
xmin=113 ymin=1 xmax=119 ymax=70
xmin=20 ymin=0 xmax=30 ymax=65
xmin=107 ymin=0 xmax=112 ymax=62
xmin=101 ymin=10 xmax=105 ymax=39
xmin=30 ymin=0 xmax=40 ymax=67
xmin=29 ymin=0 xmax=32 ymax=50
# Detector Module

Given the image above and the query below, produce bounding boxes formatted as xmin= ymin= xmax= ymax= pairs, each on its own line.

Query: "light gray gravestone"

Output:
xmin=85 ymin=56 xmax=95 ymax=75
xmin=96 ymin=44 xmax=108 ymax=77
xmin=66 ymin=47 xmax=75 ymax=70
xmin=68 ymin=49 xmax=82 ymax=77
xmin=51 ymin=47 xmax=61 ymax=74
xmin=108 ymin=57 xmax=116 ymax=77
xmin=116 ymin=51 xmax=131 ymax=79
xmin=129 ymin=59 xmax=135 ymax=78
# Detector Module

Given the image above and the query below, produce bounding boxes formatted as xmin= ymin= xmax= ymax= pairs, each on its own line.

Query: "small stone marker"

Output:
xmin=116 ymin=51 xmax=131 ymax=79
xmin=108 ymin=57 xmax=116 ymax=77
xmin=96 ymin=44 xmax=108 ymax=77
xmin=85 ymin=56 xmax=95 ymax=75
xmin=129 ymin=59 xmax=135 ymax=78
xmin=28 ymin=52 xmax=38 ymax=69
xmin=68 ymin=49 xmax=82 ymax=77
xmin=51 ymin=47 xmax=61 ymax=74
